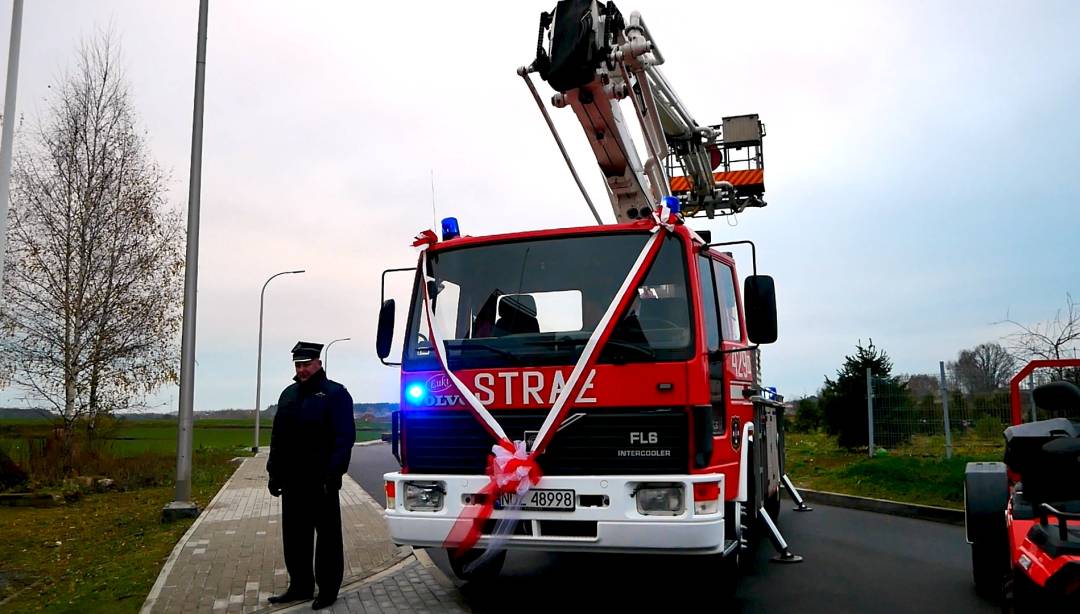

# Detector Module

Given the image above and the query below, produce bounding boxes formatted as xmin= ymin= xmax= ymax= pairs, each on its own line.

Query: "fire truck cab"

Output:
xmin=376 ymin=217 xmax=784 ymax=577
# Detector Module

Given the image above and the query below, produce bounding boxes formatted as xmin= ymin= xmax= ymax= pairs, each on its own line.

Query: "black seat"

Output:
xmin=1023 ymin=437 xmax=1080 ymax=504
xmin=1003 ymin=418 xmax=1078 ymax=478
xmin=493 ymin=295 xmax=540 ymax=336
xmin=637 ymin=296 xmax=688 ymax=329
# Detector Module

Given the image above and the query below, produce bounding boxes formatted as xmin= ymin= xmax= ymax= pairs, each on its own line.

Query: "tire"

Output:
xmin=743 ymin=452 xmax=760 ymax=545
xmin=446 ymin=548 xmax=506 ymax=582
xmin=714 ymin=547 xmax=742 ymax=597
xmin=963 ymin=467 xmax=1009 ymax=599
xmin=724 ymin=500 xmax=751 ymax=574
xmin=1002 ymin=567 xmax=1045 ymax=614
xmin=970 ymin=540 xmax=1006 ymax=599
xmin=765 ymin=485 xmax=781 ymax=525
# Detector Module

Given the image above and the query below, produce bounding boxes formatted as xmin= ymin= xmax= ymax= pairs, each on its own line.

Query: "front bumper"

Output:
xmin=383 ymin=472 xmax=726 ymax=554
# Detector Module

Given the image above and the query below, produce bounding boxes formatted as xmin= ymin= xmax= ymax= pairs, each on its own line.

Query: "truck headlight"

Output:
xmin=635 ymin=483 xmax=684 ymax=516
xmin=404 ymin=481 xmax=445 ymax=512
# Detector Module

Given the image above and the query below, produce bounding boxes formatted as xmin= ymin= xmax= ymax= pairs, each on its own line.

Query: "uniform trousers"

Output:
xmin=281 ymin=488 xmax=344 ymax=597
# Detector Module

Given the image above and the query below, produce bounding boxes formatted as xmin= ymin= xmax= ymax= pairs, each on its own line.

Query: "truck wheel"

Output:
xmin=765 ymin=486 xmax=781 ymax=524
xmin=744 ymin=450 xmax=761 ymax=544
xmin=446 ymin=548 xmax=506 ymax=582
xmin=963 ymin=464 xmax=1008 ymax=599
xmin=1002 ymin=567 xmax=1044 ymax=614
xmin=714 ymin=548 xmax=742 ymax=597
xmin=970 ymin=540 xmax=1006 ymax=598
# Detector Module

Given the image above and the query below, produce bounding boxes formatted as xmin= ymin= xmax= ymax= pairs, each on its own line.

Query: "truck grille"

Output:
xmin=401 ymin=408 xmax=688 ymax=475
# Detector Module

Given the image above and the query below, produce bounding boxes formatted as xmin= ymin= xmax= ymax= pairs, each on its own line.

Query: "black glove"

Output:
xmin=268 ymin=479 xmax=282 ymax=497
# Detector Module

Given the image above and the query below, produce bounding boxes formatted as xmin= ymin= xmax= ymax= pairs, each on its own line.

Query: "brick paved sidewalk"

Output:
xmin=141 ymin=449 xmax=408 ymax=614
xmin=278 ymin=552 xmax=468 ymax=614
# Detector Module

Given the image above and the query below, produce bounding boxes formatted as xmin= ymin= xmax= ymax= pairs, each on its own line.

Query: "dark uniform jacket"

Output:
xmin=267 ymin=369 xmax=356 ymax=492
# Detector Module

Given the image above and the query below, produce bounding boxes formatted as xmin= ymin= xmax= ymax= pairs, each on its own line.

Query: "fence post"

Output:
xmin=1028 ymin=372 xmax=1037 ymax=422
xmin=866 ymin=367 xmax=874 ymax=458
xmin=939 ymin=361 xmax=953 ymax=460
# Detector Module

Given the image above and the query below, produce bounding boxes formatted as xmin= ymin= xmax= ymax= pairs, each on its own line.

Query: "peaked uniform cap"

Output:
xmin=291 ymin=341 xmax=323 ymax=363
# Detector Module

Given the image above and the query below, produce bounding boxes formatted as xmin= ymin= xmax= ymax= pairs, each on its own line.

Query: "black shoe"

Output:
xmin=311 ymin=594 xmax=337 ymax=610
xmin=267 ymin=589 xmax=313 ymax=604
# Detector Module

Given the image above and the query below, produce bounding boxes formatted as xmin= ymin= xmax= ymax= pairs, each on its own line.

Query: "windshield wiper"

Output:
xmin=524 ymin=336 xmax=586 ymax=348
xmin=526 ymin=337 xmax=656 ymax=360
xmin=449 ymin=342 xmax=522 ymax=363
xmin=602 ymin=340 xmax=657 ymax=361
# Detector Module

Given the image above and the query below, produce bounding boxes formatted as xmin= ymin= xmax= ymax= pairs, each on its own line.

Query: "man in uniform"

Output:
xmin=266 ymin=341 xmax=356 ymax=610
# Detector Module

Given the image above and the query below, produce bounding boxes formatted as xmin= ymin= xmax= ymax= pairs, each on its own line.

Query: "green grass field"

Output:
xmin=0 ymin=417 xmax=389 ymax=459
xmin=0 ymin=449 xmax=237 ymax=613
xmin=0 ymin=416 xmax=391 ymax=612
xmin=785 ymin=431 xmax=1002 ymax=509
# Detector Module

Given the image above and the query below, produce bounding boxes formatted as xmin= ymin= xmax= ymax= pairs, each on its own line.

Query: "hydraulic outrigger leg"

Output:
xmin=760 ymin=505 xmax=804 ymax=564
xmin=782 ymin=473 xmax=813 ymax=512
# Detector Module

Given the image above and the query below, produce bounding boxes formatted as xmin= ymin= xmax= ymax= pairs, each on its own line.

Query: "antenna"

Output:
xmin=430 ymin=169 xmax=437 ymax=230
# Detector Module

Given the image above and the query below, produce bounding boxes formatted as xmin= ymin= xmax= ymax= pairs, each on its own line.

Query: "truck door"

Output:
xmin=715 ymin=260 xmax=780 ymax=504
xmin=697 ymin=255 xmax=724 ymax=448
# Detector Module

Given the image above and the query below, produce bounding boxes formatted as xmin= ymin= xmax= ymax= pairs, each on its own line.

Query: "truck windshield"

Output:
xmin=403 ymin=232 xmax=692 ymax=371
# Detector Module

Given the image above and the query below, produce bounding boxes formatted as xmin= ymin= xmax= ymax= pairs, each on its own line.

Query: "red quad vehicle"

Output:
xmin=965 ymin=359 xmax=1080 ymax=611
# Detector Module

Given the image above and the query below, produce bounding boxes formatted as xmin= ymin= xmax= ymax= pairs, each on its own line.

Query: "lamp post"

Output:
xmin=323 ymin=337 xmax=350 ymax=372
xmin=0 ymin=0 xmax=23 ymax=290
xmin=163 ymin=0 xmax=208 ymax=522
xmin=253 ymin=269 xmax=305 ymax=453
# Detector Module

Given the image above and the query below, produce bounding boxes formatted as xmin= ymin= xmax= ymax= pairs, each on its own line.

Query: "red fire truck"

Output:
xmin=375 ymin=0 xmax=804 ymax=581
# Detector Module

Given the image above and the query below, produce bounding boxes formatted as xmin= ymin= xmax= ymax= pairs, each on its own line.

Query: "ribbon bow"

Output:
xmin=651 ymin=202 xmax=676 ymax=231
xmin=444 ymin=438 xmax=542 ymax=557
xmin=412 ymin=229 xmax=438 ymax=248
xmin=490 ymin=439 xmax=542 ymax=495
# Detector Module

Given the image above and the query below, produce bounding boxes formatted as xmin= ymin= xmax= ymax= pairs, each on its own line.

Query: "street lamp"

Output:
xmin=253 ymin=269 xmax=305 ymax=453
xmin=0 ymin=0 xmax=24 ymax=289
xmin=323 ymin=337 xmax=351 ymax=371
xmin=163 ymin=0 xmax=207 ymax=522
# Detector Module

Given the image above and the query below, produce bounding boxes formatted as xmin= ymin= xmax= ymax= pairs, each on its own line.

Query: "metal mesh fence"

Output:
xmin=870 ymin=383 xmax=1020 ymax=457
xmin=789 ymin=363 xmax=1079 ymax=459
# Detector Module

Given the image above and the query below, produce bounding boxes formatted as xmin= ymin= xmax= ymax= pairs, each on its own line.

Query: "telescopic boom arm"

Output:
xmin=522 ymin=0 xmax=767 ymax=223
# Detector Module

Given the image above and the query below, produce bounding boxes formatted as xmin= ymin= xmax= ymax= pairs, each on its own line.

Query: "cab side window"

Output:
xmin=697 ymin=256 xmax=721 ymax=353
xmin=713 ymin=262 xmax=742 ymax=341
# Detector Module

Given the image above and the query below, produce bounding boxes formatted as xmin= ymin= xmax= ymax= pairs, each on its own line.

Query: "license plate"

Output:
xmin=497 ymin=489 xmax=575 ymax=511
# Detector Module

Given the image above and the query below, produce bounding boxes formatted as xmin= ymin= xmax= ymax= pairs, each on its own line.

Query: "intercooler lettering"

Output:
xmin=616 ymin=449 xmax=672 ymax=457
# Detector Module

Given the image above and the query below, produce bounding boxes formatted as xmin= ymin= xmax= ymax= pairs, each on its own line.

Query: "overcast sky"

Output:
xmin=1 ymin=0 xmax=1078 ymax=411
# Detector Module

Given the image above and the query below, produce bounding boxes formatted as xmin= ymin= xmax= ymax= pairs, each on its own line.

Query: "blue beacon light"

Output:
xmin=406 ymin=383 xmax=426 ymax=404
xmin=441 ymin=217 xmax=460 ymax=241
xmin=661 ymin=195 xmax=681 ymax=215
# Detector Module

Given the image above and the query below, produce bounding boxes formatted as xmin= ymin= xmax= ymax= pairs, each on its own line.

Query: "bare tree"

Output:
xmin=0 ymin=33 xmax=183 ymax=460
xmin=1001 ymin=294 xmax=1080 ymax=383
xmin=947 ymin=342 xmax=1016 ymax=393
xmin=899 ymin=373 xmax=939 ymax=398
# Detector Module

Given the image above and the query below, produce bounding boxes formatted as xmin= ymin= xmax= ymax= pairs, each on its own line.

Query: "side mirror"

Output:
xmin=744 ymin=275 xmax=777 ymax=344
xmin=376 ymin=299 xmax=395 ymax=360
xmin=1032 ymin=381 xmax=1080 ymax=414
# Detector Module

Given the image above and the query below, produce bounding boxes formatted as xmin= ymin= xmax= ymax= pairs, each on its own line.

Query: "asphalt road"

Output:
xmin=349 ymin=442 xmax=998 ymax=613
